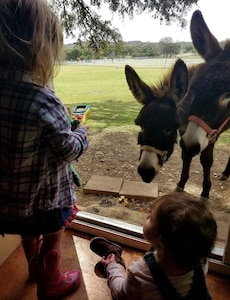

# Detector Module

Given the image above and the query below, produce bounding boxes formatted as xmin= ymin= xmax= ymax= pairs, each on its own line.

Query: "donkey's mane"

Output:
xmin=149 ymin=67 xmax=173 ymax=99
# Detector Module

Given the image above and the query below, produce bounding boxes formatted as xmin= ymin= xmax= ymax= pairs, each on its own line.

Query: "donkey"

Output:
xmin=125 ymin=59 xmax=188 ymax=182
xmin=178 ymin=10 xmax=230 ymax=199
xmin=125 ymin=10 xmax=230 ymax=201
xmin=220 ymin=158 xmax=230 ymax=180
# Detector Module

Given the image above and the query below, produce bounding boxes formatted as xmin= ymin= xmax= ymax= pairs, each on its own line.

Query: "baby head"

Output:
xmin=0 ymin=0 xmax=63 ymax=85
xmin=143 ymin=192 xmax=217 ymax=269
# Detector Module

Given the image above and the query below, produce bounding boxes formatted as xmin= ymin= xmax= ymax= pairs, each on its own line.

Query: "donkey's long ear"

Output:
xmin=190 ymin=10 xmax=222 ymax=61
xmin=125 ymin=65 xmax=154 ymax=105
xmin=169 ymin=59 xmax=188 ymax=105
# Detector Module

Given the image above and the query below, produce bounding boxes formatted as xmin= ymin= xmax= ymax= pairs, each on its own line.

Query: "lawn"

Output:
xmin=54 ymin=64 xmax=230 ymax=144
xmin=54 ymin=64 xmax=164 ymax=132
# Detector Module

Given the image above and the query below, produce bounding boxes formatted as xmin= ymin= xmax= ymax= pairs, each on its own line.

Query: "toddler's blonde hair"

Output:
xmin=0 ymin=0 xmax=63 ymax=86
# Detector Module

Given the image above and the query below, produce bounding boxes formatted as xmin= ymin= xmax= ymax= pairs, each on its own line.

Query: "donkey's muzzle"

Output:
xmin=138 ymin=166 xmax=156 ymax=183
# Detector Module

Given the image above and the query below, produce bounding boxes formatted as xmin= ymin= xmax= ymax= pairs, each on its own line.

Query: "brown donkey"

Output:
xmin=178 ymin=10 xmax=230 ymax=200
xmin=125 ymin=60 xmax=188 ymax=182
xmin=125 ymin=10 xmax=230 ymax=201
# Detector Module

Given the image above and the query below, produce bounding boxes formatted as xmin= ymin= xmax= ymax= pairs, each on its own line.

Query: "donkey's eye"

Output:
xmin=163 ymin=128 xmax=175 ymax=136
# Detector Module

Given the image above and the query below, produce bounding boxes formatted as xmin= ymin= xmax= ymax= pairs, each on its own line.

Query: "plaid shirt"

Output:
xmin=0 ymin=68 xmax=88 ymax=218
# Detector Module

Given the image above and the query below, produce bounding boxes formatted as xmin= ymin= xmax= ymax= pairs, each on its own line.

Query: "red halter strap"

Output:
xmin=188 ymin=115 xmax=230 ymax=144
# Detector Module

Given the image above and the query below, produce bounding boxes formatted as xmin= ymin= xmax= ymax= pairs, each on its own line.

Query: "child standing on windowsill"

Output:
xmin=90 ymin=192 xmax=217 ymax=300
xmin=0 ymin=1 xmax=88 ymax=299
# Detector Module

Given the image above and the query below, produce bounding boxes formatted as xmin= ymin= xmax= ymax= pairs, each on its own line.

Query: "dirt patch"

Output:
xmin=73 ymin=130 xmax=230 ymax=226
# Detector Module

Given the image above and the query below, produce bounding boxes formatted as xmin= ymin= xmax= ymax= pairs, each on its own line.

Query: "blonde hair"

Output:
xmin=0 ymin=0 xmax=63 ymax=86
xmin=150 ymin=192 xmax=217 ymax=268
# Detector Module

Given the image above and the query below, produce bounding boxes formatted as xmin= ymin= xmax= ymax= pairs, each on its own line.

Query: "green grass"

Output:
xmin=54 ymin=64 xmax=229 ymax=144
xmin=54 ymin=65 xmax=164 ymax=132
xmin=216 ymin=130 xmax=230 ymax=148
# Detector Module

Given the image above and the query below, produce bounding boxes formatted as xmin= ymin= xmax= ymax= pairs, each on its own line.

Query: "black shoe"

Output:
xmin=94 ymin=261 xmax=107 ymax=278
xmin=90 ymin=237 xmax=122 ymax=257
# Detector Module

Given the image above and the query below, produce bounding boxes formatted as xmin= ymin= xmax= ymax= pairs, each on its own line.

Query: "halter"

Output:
xmin=140 ymin=145 xmax=168 ymax=163
xmin=188 ymin=115 xmax=230 ymax=144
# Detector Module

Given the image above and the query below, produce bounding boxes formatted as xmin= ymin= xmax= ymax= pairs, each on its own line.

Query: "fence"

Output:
xmin=68 ymin=57 xmax=203 ymax=68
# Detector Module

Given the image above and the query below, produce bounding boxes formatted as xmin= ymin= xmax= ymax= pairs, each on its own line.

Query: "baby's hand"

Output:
xmin=101 ymin=253 xmax=116 ymax=266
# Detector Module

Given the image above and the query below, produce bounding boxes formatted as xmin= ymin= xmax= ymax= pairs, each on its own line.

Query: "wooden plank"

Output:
xmin=119 ymin=180 xmax=158 ymax=200
xmin=83 ymin=175 xmax=158 ymax=200
xmin=83 ymin=175 xmax=123 ymax=195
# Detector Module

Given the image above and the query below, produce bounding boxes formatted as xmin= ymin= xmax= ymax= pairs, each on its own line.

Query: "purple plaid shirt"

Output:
xmin=0 ymin=68 xmax=88 ymax=219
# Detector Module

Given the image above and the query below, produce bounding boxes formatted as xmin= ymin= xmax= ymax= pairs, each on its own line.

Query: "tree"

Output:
xmin=50 ymin=0 xmax=199 ymax=50
xmin=159 ymin=37 xmax=181 ymax=57
xmin=65 ymin=47 xmax=82 ymax=61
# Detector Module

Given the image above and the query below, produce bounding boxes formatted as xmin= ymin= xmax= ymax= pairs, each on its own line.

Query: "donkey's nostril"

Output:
xmin=138 ymin=166 xmax=156 ymax=183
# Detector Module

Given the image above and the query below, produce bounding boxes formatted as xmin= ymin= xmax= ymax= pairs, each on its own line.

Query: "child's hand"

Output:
xmin=101 ymin=253 xmax=116 ymax=266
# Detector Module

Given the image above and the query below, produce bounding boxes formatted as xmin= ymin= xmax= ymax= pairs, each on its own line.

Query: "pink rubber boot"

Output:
xmin=37 ymin=250 xmax=81 ymax=300
xmin=21 ymin=235 xmax=42 ymax=282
